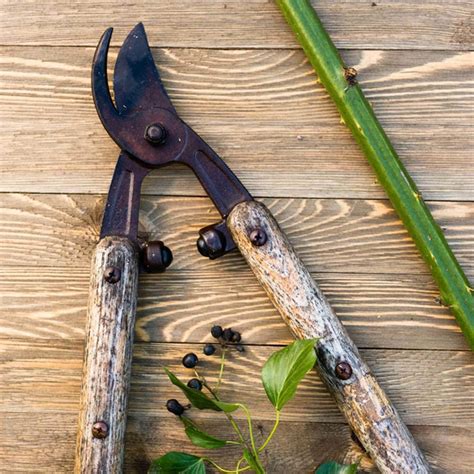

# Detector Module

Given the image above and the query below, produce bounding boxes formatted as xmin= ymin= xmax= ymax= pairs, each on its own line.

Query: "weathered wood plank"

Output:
xmin=0 ymin=1 xmax=471 ymax=50
xmin=1 ymin=193 xmax=472 ymax=350
xmin=1 ymin=194 xmax=472 ymax=276
xmin=2 ymin=412 xmax=471 ymax=474
xmin=1 ymin=341 xmax=472 ymax=431
xmin=1 ymin=47 xmax=473 ymax=200
xmin=0 ymin=267 xmax=468 ymax=350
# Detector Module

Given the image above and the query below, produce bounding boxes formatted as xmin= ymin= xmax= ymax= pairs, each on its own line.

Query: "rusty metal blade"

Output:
xmin=113 ymin=22 xmax=175 ymax=115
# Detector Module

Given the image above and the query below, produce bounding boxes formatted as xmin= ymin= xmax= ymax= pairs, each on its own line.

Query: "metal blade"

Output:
xmin=92 ymin=27 xmax=121 ymax=134
xmin=113 ymin=23 xmax=175 ymax=115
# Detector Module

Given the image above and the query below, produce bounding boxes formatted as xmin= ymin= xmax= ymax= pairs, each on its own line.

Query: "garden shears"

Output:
xmin=76 ymin=23 xmax=429 ymax=474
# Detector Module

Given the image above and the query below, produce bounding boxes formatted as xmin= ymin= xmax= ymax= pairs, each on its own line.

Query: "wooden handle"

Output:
xmin=228 ymin=201 xmax=430 ymax=474
xmin=75 ymin=237 xmax=139 ymax=473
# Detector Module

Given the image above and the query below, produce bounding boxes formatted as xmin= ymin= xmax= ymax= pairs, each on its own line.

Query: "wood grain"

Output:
xmin=1 ymin=1 xmax=473 ymax=470
xmin=1 ymin=193 xmax=472 ymax=277
xmin=1 ymin=340 xmax=472 ymax=471
xmin=2 ymin=266 xmax=469 ymax=351
xmin=1 ymin=47 xmax=473 ymax=200
xmin=2 ymin=412 xmax=472 ymax=474
xmin=1 ymin=193 xmax=471 ymax=350
xmin=0 ymin=1 xmax=472 ymax=50
xmin=1 ymin=341 xmax=473 ymax=427
xmin=75 ymin=237 xmax=139 ymax=473
xmin=228 ymin=200 xmax=429 ymax=472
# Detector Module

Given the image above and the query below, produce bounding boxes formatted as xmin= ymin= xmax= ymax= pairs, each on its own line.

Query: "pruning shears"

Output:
xmin=76 ymin=24 xmax=430 ymax=473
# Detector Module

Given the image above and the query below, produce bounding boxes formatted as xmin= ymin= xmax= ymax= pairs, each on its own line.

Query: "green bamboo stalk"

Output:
xmin=276 ymin=0 xmax=474 ymax=349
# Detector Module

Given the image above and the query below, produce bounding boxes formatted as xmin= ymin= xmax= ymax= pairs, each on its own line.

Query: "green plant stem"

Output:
xmin=205 ymin=458 xmax=249 ymax=474
xmin=215 ymin=348 xmax=227 ymax=394
xmin=197 ymin=373 xmax=250 ymax=452
xmin=238 ymin=404 xmax=258 ymax=457
xmin=235 ymin=457 xmax=247 ymax=473
xmin=258 ymin=410 xmax=280 ymax=452
xmin=276 ymin=0 xmax=474 ymax=349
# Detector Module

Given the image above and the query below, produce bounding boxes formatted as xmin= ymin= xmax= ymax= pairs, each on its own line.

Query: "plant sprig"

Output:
xmin=149 ymin=326 xmax=357 ymax=473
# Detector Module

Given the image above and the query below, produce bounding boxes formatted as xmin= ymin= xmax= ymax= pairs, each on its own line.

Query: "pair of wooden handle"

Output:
xmin=75 ymin=200 xmax=430 ymax=473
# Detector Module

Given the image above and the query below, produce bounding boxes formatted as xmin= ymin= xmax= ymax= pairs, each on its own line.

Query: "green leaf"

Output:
xmin=315 ymin=461 xmax=358 ymax=474
xmin=214 ymin=400 xmax=240 ymax=413
xmin=148 ymin=452 xmax=206 ymax=474
xmin=165 ymin=369 xmax=239 ymax=412
xmin=261 ymin=339 xmax=317 ymax=410
xmin=181 ymin=418 xmax=228 ymax=449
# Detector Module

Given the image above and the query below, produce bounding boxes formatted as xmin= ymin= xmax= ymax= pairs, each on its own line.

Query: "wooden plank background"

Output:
xmin=0 ymin=1 xmax=473 ymax=472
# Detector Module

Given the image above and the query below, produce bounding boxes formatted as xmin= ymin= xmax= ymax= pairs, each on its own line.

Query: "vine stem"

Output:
xmin=276 ymin=0 xmax=474 ymax=349
xmin=258 ymin=410 xmax=280 ymax=453
xmin=195 ymin=370 xmax=250 ymax=452
xmin=237 ymin=404 xmax=257 ymax=457
xmin=235 ymin=457 xmax=247 ymax=473
xmin=215 ymin=348 xmax=227 ymax=394
xmin=205 ymin=458 xmax=249 ymax=474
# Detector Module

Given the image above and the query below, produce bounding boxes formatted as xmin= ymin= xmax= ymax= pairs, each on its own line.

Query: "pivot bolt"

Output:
xmin=249 ymin=228 xmax=267 ymax=247
xmin=104 ymin=266 xmax=121 ymax=284
xmin=335 ymin=361 xmax=352 ymax=380
xmin=144 ymin=123 xmax=167 ymax=145
xmin=92 ymin=421 xmax=109 ymax=439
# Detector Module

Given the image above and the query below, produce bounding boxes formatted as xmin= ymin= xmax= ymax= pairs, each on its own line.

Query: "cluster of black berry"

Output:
xmin=210 ymin=325 xmax=244 ymax=352
xmin=165 ymin=325 xmax=244 ymax=416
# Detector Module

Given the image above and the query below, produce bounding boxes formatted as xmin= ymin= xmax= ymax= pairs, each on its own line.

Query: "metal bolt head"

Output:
xmin=92 ymin=421 xmax=109 ymax=439
xmin=335 ymin=361 xmax=352 ymax=380
xmin=104 ymin=266 xmax=121 ymax=284
xmin=249 ymin=228 xmax=267 ymax=246
xmin=142 ymin=241 xmax=173 ymax=273
xmin=197 ymin=229 xmax=225 ymax=259
xmin=144 ymin=123 xmax=167 ymax=145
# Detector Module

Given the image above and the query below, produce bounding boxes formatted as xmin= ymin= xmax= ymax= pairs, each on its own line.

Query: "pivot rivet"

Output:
xmin=145 ymin=123 xmax=167 ymax=145
xmin=249 ymin=228 xmax=267 ymax=247
xmin=335 ymin=361 xmax=352 ymax=380
xmin=104 ymin=266 xmax=121 ymax=284
xmin=92 ymin=421 xmax=109 ymax=439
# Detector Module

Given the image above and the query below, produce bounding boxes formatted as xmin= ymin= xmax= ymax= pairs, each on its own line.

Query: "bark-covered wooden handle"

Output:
xmin=227 ymin=200 xmax=430 ymax=474
xmin=75 ymin=237 xmax=139 ymax=473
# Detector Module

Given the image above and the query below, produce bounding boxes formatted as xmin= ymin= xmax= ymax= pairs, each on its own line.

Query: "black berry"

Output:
xmin=231 ymin=331 xmax=241 ymax=343
xmin=222 ymin=328 xmax=233 ymax=342
xmin=235 ymin=344 xmax=245 ymax=353
xmin=182 ymin=353 xmax=198 ymax=368
xmin=166 ymin=399 xmax=184 ymax=416
xmin=187 ymin=378 xmax=203 ymax=391
xmin=203 ymin=343 xmax=216 ymax=356
xmin=211 ymin=325 xmax=223 ymax=339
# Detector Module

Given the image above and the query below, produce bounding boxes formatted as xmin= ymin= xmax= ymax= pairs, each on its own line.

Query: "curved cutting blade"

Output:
xmin=113 ymin=23 xmax=175 ymax=115
xmin=92 ymin=27 xmax=121 ymax=135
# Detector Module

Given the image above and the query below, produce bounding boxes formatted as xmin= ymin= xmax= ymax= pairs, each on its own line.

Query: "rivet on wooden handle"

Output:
xmin=228 ymin=200 xmax=430 ymax=473
xmin=75 ymin=237 xmax=139 ymax=473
